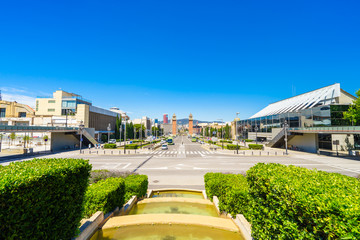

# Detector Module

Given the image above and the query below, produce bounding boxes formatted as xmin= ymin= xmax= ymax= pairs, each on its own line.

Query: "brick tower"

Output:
xmin=172 ymin=113 xmax=177 ymax=135
xmin=189 ymin=113 xmax=193 ymax=135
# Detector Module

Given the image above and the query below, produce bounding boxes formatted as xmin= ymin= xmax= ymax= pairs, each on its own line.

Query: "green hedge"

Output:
xmin=245 ymin=139 xmax=253 ymax=142
xmin=0 ymin=158 xmax=91 ymax=240
xmin=104 ymin=143 xmax=117 ymax=149
xmin=125 ymin=143 xmax=139 ymax=149
xmin=248 ymin=144 xmax=263 ymax=150
xmin=83 ymin=177 xmax=125 ymax=218
xmin=207 ymin=140 xmax=217 ymax=144
xmin=220 ymin=140 xmax=232 ymax=143
xmin=247 ymin=163 xmax=360 ymax=239
xmin=204 ymin=173 xmax=249 ymax=218
xmin=226 ymin=144 xmax=240 ymax=150
xmin=124 ymin=175 xmax=148 ymax=202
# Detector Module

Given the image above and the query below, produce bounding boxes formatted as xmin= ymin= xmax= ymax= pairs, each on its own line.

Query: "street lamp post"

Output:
xmin=140 ymin=119 xmax=143 ymax=149
xmin=0 ymin=133 xmax=2 ymax=152
xmin=107 ymin=123 xmax=111 ymax=143
xmin=283 ymin=120 xmax=289 ymax=155
xmin=255 ymin=126 xmax=258 ymax=145
xmin=124 ymin=117 xmax=127 ymax=154
xmin=119 ymin=118 xmax=122 ymax=147
xmin=236 ymin=112 xmax=239 ymax=154
xmin=217 ymin=119 xmax=224 ymax=149
xmin=79 ymin=121 xmax=84 ymax=153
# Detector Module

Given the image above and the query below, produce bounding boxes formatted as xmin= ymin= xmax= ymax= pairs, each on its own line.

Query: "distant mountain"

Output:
xmin=159 ymin=118 xmax=222 ymax=125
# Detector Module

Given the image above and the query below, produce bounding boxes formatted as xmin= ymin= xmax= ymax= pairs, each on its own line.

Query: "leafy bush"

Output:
xmin=207 ymin=140 xmax=217 ymax=144
xmin=204 ymin=173 xmax=249 ymax=218
xmin=90 ymin=169 xmax=136 ymax=184
xmin=245 ymin=139 xmax=253 ymax=142
xmin=124 ymin=175 xmax=148 ymax=202
xmin=247 ymin=163 xmax=360 ymax=239
xmin=0 ymin=158 xmax=91 ymax=240
xmin=104 ymin=143 xmax=117 ymax=149
xmin=248 ymin=144 xmax=263 ymax=150
xmin=83 ymin=177 xmax=125 ymax=218
xmin=220 ymin=140 xmax=232 ymax=143
xmin=226 ymin=144 xmax=240 ymax=150
xmin=125 ymin=143 xmax=138 ymax=149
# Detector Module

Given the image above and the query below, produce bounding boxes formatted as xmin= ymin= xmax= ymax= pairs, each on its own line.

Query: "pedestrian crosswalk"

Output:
xmin=151 ymin=150 xmax=215 ymax=155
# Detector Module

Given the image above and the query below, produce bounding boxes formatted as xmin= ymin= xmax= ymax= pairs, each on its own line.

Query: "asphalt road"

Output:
xmin=1 ymin=135 xmax=360 ymax=190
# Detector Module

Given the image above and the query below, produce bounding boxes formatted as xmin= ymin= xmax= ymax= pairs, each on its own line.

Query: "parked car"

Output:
xmin=161 ymin=144 xmax=168 ymax=150
xmin=109 ymin=139 xmax=116 ymax=144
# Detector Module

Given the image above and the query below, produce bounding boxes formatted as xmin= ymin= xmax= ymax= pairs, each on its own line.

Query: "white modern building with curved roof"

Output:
xmin=236 ymin=83 xmax=360 ymax=153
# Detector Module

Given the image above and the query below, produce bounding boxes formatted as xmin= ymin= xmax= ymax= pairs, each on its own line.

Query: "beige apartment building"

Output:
xmin=0 ymin=100 xmax=35 ymax=126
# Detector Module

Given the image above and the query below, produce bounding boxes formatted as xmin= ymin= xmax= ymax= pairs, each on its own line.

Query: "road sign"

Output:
xmin=80 ymin=138 xmax=83 ymax=142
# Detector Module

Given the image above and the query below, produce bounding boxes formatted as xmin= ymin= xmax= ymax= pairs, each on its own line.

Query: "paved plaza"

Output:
xmin=1 ymin=135 xmax=360 ymax=190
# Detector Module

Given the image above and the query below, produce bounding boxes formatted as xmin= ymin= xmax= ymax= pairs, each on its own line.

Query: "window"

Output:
xmin=62 ymin=100 xmax=76 ymax=108
xmin=0 ymin=108 xmax=6 ymax=118
xmin=48 ymin=100 xmax=55 ymax=103
xmin=48 ymin=109 xmax=55 ymax=112
xmin=18 ymin=112 xmax=26 ymax=118
xmin=36 ymin=100 xmax=39 ymax=111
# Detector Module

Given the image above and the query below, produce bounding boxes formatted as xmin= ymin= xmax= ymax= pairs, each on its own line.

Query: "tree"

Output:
xmin=115 ymin=115 xmax=122 ymax=139
xmin=128 ymin=122 xmax=134 ymax=139
xmin=343 ymin=89 xmax=360 ymax=126
xmin=10 ymin=133 xmax=16 ymax=146
xmin=152 ymin=126 xmax=159 ymax=136
xmin=23 ymin=136 xmax=30 ymax=148
xmin=134 ymin=124 xmax=145 ymax=139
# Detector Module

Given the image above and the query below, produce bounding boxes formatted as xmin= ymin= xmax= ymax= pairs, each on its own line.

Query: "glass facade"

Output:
xmin=237 ymin=104 xmax=352 ymax=138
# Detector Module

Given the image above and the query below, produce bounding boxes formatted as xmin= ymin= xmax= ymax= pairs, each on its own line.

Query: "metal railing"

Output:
xmin=0 ymin=125 xmax=78 ymax=131
xmin=289 ymin=126 xmax=360 ymax=132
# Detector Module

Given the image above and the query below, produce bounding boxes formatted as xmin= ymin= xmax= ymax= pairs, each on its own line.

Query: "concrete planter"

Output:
xmin=74 ymin=196 xmax=137 ymax=240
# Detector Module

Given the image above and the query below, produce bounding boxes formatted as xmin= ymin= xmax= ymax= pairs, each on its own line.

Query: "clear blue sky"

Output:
xmin=0 ymin=0 xmax=359 ymax=122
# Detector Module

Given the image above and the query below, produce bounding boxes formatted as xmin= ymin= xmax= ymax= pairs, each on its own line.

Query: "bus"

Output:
xmin=167 ymin=137 xmax=174 ymax=145
xmin=191 ymin=136 xmax=197 ymax=142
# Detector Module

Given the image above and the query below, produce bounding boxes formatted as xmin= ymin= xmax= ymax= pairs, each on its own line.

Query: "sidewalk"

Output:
xmin=201 ymin=143 xmax=289 ymax=156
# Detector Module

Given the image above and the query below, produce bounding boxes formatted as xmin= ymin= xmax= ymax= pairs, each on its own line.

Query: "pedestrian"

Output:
xmin=88 ymin=144 xmax=91 ymax=150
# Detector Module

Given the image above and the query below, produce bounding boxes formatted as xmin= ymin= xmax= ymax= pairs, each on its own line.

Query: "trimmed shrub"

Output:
xmin=83 ymin=177 xmax=125 ymax=218
xmin=226 ymin=144 xmax=240 ymax=150
xmin=247 ymin=163 xmax=360 ymax=239
xmin=124 ymin=175 xmax=148 ymax=202
xmin=245 ymin=139 xmax=253 ymax=142
xmin=248 ymin=144 xmax=263 ymax=150
xmin=0 ymin=158 xmax=91 ymax=240
xmin=204 ymin=173 xmax=249 ymax=218
xmin=125 ymin=143 xmax=138 ymax=149
xmin=104 ymin=143 xmax=117 ymax=149
xmin=207 ymin=140 xmax=217 ymax=144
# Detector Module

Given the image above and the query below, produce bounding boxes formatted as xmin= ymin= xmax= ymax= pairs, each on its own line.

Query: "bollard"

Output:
xmin=259 ymin=151 xmax=261 ymax=156
xmin=111 ymin=151 xmax=113 ymax=154
xmin=128 ymin=151 xmax=130 ymax=154
xmin=97 ymin=151 xmax=98 ymax=154
xmin=104 ymin=151 xmax=105 ymax=155
xmin=268 ymin=151 xmax=269 ymax=155
xmin=119 ymin=151 xmax=121 ymax=154
xmin=252 ymin=151 xmax=253 ymax=155
xmin=275 ymin=152 xmax=277 ymax=156
xmin=243 ymin=151 xmax=245 ymax=155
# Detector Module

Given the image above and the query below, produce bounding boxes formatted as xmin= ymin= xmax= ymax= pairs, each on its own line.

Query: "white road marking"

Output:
xmin=122 ymin=163 xmax=131 ymax=169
